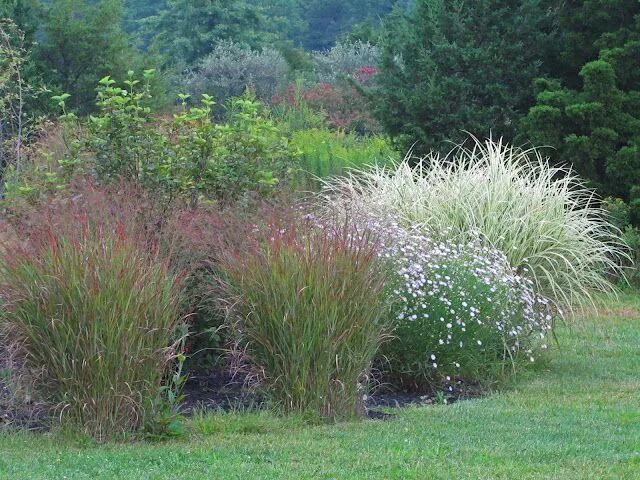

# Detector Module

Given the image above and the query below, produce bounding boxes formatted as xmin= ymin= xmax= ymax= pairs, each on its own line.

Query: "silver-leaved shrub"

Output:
xmin=312 ymin=41 xmax=379 ymax=84
xmin=186 ymin=41 xmax=288 ymax=106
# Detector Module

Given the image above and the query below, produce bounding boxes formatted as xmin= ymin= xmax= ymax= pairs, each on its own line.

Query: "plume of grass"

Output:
xmin=0 ymin=216 xmax=182 ymax=440
xmin=219 ymin=214 xmax=388 ymax=421
xmin=322 ymin=135 xmax=628 ymax=315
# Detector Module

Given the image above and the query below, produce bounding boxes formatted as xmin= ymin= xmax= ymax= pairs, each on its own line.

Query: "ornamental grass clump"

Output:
xmin=0 ymin=215 xmax=182 ymax=440
xmin=374 ymin=221 xmax=552 ymax=389
xmin=324 ymin=136 xmax=628 ymax=315
xmin=219 ymin=215 xmax=388 ymax=421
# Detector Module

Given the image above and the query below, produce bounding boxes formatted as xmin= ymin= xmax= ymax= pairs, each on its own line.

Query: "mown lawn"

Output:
xmin=1 ymin=295 xmax=639 ymax=479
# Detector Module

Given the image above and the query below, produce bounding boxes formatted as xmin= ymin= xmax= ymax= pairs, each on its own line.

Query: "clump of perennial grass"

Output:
xmin=323 ymin=136 xmax=628 ymax=315
xmin=372 ymin=220 xmax=552 ymax=389
xmin=219 ymin=214 xmax=388 ymax=421
xmin=0 ymin=215 xmax=182 ymax=440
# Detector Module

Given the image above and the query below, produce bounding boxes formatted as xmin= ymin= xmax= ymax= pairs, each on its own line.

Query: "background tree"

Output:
xmin=121 ymin=0 xmax=165 ymax=49
xmin=373 ymin=0 xmax=558 ymax=154
xmin=36 ymin=0 xmax=133 ymax=113
xmin=247 ymin=0 xmax=307 ymax=50
xmin=248 ymin=0 xmax=407 ymax=51
xmin=0 ymin=18 xmax=43 ymax=194
xmin=548 ymin=0 xmax=638 ymax=90
xmin=299 ymin=0 xmax=402 ymax=51
xmin=0 ymin=0 xmax=45 ymax=107
xmin=521 ymin=4 xmax=640 ymax=221
xmin=149 ymin=0 xmax=267 ymax=69
xmin=0 ymin=0 xmax=41 ymax=43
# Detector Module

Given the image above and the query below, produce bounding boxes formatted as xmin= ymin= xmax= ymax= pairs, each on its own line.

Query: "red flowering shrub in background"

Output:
xmin=354 ymin=66 xmax=379 ymax=86
xmin=273 ymin=66 xmax=380 ymax=134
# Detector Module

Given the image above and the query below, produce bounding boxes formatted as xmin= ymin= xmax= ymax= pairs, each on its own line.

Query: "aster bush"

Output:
xmin=373 ymin=222 xmax=552 ymax=389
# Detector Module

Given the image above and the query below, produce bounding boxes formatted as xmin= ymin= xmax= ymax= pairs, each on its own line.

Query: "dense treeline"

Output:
xmin=121 ymin=0 xmax=408 ymax=53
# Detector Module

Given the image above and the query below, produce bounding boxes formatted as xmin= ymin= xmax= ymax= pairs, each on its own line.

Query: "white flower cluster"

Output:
xmin=369 ymin=219 xmax=554 ymax=381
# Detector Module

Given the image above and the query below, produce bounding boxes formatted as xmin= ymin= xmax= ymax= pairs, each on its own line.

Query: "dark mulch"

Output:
xmin=181 ymin=370 xmax=265 ymax=415
xmin=0 ymin=377 xmax=48 ymax=432
xmin=181 ymin=370 xmax=487 ymax=420
xmin=1 ymin=369 xmax=486 ymax=431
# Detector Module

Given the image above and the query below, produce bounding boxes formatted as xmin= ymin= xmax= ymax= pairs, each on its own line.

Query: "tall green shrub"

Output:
xmin=374 ymin=0 xmax=557 ymax=153
xmin=11 ymin=73 xmax=298 ymax=205
xmin=521 ymin=6 xmax=640 ymax=221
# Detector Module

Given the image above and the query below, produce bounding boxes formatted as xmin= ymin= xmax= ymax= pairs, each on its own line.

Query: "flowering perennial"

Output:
xmin=372 ymin=221 xmax=553 ymax=387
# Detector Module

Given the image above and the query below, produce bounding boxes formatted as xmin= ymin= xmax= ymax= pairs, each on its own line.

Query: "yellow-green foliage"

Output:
xmin=290 ymin=128 xmax=397 ymax=189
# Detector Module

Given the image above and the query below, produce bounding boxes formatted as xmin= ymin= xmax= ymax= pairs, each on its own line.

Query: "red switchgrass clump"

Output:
xmin=0 ymin=182 xmax=185 ymax=439
xmin=217 ymin=211 xmax=390 ymax=421
xmin=0 ymin=179 xmax=229 ymax=273
xmin=0 ymin=180 xmax=164 ymax=258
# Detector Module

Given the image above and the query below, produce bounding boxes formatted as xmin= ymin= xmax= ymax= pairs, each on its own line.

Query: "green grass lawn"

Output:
xmin=1 ymin=295 xmax=639 ymax=479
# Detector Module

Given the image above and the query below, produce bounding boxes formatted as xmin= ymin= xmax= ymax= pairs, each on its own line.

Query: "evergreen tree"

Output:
xmin=521 ymin=4 xmax=640 ymax=220
xmin=550 ymin=0 xmax=637 ymax=89
xmin=373 ymin=0 xmax=557 ymax=154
